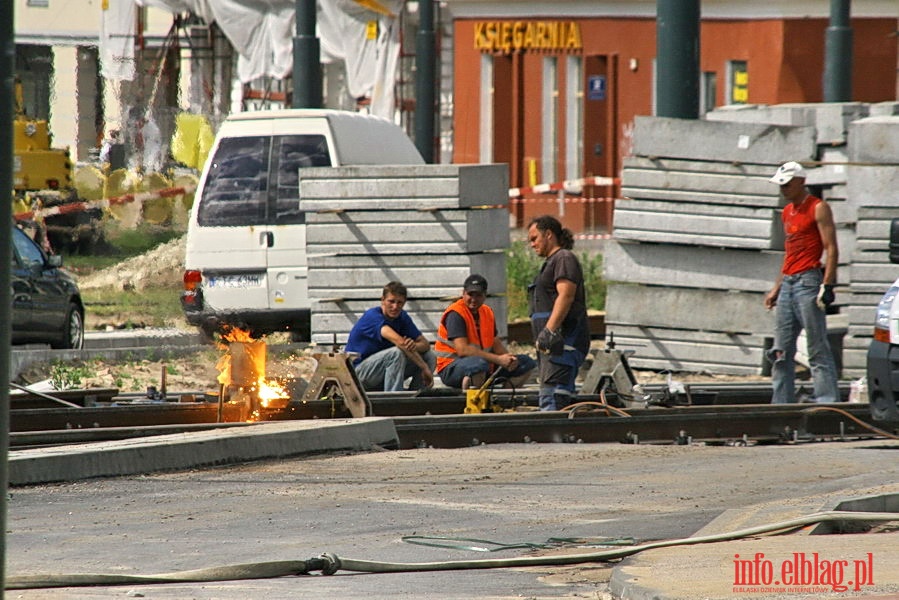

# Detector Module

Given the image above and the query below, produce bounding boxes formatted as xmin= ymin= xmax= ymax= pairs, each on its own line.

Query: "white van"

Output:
xmin=180 ymin=109 xmax=424 ymax=339
xmin=866 ymin=218 xmax=899 ymax=425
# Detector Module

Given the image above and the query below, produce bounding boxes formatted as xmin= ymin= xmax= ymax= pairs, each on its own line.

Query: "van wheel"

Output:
xmin=51 ymin=303 xmax=85 ymax=350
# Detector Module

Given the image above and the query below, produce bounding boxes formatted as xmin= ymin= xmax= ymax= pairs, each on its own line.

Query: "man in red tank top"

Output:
xmin=763 ymin=161 xmax=839 ymax=403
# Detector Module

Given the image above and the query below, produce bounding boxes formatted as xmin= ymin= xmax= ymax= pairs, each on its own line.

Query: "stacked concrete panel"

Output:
xmin=607 ymin=112 xmax=864 ymax=376
xmin=299 ymin=164 xmax=510 ymax=345
xmin=841 ymin=117 xmax=899 ymax=374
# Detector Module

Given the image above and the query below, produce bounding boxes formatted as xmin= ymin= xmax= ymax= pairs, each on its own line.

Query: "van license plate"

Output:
xmin=207 ymin=274 xmax=264 ymax=288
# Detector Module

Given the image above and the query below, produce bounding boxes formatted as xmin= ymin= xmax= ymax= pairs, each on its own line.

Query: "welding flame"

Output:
xmin=215 ymin=326 xmax=289 ymax=412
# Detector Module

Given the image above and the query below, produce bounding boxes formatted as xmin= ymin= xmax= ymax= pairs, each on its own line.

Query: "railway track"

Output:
xmin=8 ymin=382 xmax=885 ymax=451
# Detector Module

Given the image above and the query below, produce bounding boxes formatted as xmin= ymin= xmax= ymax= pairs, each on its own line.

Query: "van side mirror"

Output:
xmin=48 ymin=255 xmax=62 ymax=268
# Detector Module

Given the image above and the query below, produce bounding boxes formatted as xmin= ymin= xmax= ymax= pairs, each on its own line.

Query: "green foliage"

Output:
xmin=49 ymin=360 xmax=96 ymax=390
xmin=505 ymin=240 xmax=606 ymax=320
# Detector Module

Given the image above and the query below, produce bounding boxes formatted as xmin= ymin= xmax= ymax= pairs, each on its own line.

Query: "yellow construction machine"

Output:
xmin=12 ymin=78 xmax=103 ymax=252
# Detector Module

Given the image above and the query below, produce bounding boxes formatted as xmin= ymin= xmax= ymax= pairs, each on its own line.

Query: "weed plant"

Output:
xmin=505 ymin=240 xmax=606 ymax=321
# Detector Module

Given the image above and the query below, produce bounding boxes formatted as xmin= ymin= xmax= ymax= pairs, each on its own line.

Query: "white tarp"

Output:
xmin=100 ymin=0 xmax=137 ymax=80
xmin=123 ymin=0 xmax=403 ymax=117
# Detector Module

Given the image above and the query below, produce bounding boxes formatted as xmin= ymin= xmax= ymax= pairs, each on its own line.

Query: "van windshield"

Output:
xmin=197 ymin=134 xmax=331 ymax=226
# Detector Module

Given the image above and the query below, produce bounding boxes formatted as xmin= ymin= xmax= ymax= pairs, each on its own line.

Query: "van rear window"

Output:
xmin=198 ymin=136 xmax=270 ymax=226
xmin=197 ymin=134 xmax=331 ymax=226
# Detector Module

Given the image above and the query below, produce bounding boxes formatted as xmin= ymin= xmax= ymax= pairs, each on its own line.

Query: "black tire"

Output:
xmin=51 ymin=303 xmax=85 ymax=350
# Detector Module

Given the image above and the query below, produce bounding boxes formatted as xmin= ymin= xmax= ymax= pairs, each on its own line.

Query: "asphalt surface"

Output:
xmin=5 ymin=424 xmax=899 ymax=600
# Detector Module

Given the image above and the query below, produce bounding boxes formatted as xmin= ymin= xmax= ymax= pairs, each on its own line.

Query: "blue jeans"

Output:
xmin=354 ymin=346 xmax=437 ymax=392
xmin=538 ymin=348 xmax=585 ymax=410
xmin=438 ymin=354 xmax=536 ymax=389
xmin=767 ymin=269 xmax=838 ymax=403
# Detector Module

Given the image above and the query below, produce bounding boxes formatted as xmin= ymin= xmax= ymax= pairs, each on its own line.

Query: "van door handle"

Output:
xmin=261 ymin=231 xmax=274 ymax=248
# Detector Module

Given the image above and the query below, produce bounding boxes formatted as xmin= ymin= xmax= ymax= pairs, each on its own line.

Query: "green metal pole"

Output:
xmin=1 ymin=0 xmax=14 ymax=590
xmin=823 ymin=0 xmax=852 ymax=102
xmin=414 ymin=0 xmax=436 ymax=162
xmin=656 ymin=0 xmax=700 ymax=119
xmin=293 ymin=0 xmax=322 ymax=108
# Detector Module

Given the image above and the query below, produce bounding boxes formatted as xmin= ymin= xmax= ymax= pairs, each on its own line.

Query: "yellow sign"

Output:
xmin=366 ymin=20 xmax=379 ymax=40
xmin=474 ymin=21 xmax=582 ymax=54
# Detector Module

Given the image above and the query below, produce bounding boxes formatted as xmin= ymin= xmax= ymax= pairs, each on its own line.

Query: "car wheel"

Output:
xmin=51 ymin=303 xmax=85 ymax=350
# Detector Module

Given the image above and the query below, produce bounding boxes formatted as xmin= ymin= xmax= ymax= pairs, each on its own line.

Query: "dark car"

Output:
xmin=11 ymin=224 xmax=85 ymax=349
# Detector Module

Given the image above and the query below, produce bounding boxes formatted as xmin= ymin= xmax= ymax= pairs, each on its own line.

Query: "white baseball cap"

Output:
xmin=769 ymin=161 xmax=807 ymax=185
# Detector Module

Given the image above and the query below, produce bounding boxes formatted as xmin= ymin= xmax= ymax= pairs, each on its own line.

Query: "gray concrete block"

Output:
xmin=308 ymin=252 xmax=506 ymax=298
xmin=706 ymin=102 xmax=868 ymax=145
xmin=846 ymin=165 xmax=899 ymax=207
xmin=621 ymin=157 xmax=781 ymax=202
xmin=848 ymin=116 xmax=899 ymax=163
xmin=633 ymin=116 xmax=816 ymax=164
xmin=613 ymin=199 xmax=782 ymax=250
xmin=605 ymin=324 xmax=767 ymax=375
xmin=603 ymin=239 xmax=781 ymax=292
xmin=306 ymin=208 xmax=509 ymax=254
xmin=809 ymin=147 xmax=849 ymax=186
xmin=869 ymin=102 xmax=899 ymax=117
xmin=299 ymin=163 xmax=509 ymax=210
xmin=8 ymin=419 xmax=400 ymax=485
xmin=605 ymin=284 xmax=772 ymax=334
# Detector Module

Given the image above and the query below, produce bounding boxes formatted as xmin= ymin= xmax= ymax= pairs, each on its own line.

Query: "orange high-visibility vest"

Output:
xmin=435 ymin=298 xmax=496 ymax=373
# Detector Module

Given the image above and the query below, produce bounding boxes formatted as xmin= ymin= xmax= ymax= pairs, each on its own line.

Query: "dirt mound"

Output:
xmin=78 ymin=235 xmax=186 ymax=291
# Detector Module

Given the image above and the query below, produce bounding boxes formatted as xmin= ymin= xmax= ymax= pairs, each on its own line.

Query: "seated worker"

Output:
xmin=435 ymin=274 xmax=536 ymax=390
xmin=345 ymin=281 xmax=436 ymax=392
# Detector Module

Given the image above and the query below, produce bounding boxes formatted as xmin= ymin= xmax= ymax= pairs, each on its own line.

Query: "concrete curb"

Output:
xmin=8 ymin=417 xmax=399 ymax=485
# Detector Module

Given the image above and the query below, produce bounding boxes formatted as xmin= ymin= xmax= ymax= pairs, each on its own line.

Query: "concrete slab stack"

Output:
xmin=841 ymin=116 xmax=899 ymax=373
xmin=607 ymin=107 xmax=891 ymax=376
xmin=299 ymin=164 xmax=510 ymax=345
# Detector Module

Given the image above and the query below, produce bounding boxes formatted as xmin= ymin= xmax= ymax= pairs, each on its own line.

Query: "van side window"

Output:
xmin=272 ymin=135 xmax=332 ymax=225
xmin=198 ymin=136 xmax=270 ymax=226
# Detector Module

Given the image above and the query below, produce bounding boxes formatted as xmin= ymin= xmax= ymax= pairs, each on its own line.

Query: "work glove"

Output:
xmin=816 ymin=284 xmax=835 ymax=310
xmin=536 ymin=327 xmax=564 ymax=355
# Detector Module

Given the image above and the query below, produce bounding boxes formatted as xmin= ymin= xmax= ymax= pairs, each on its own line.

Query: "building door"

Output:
xmin=583 ymin=55 xmax=617 ymax=179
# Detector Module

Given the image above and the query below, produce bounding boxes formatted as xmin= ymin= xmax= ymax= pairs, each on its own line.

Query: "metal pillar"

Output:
xmin=414 ymin=0 xmax=436 ymax=162
xmin=656 ymin=0 xmax=700 ymax=119
xmin=824 ymin=0 xmax=853 ymax=102
xmin=1 ymin=0 xmax=14 ymax=585
xmin=293 ymin=0 xmax=322 ymax=108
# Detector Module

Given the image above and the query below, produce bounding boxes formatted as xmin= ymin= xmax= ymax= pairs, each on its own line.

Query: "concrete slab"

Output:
xmin=848 ymin=116 xmax=899 ymax=163
xmin=306 ymin=207 xmax=509 ymax=254
xmin=613 ymin=200 xmax=782 ymax=250
xmin=605 ymin=283 xmax=771 ymax=334
xmin=8 ymin=418 xmax=400 ymax=485
xmin=847 ymin=166 xmax=899 ymax=207
xmin=307 ymin=252 xmax=506 ymax=297
xmin=299 ymin=164 xmax=509 ymax=210
xmin=633 ymin=115 xmax=817 ymax=164
xmin=603 ymin=239 xmax=780 ymax=292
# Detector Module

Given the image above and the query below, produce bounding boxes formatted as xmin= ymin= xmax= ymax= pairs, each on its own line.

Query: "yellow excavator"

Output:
xmin=12 ymin=77 xmax=103 ymax=252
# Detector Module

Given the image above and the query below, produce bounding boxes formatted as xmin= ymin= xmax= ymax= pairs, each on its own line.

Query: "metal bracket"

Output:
xmin=300 ymin=351 xmax=369 ymax=418
xmin=581 ymin=333 xmax=650 ymax=405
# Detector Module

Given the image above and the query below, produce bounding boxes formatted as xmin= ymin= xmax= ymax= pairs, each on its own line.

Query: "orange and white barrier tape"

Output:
xmin=13 ymin=184 xmax=197 ymax=221
xmin=509 ymin=196 xmax=615 ymax=205
xmin=508 ymin=176 xmax=617 ymax=198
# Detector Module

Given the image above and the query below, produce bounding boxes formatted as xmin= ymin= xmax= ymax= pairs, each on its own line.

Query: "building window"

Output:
xmin=727 ymin=60 xmax=749 ymax=104
xmin=542 ymin=56 xmax=558 ymax=184
xmin=700 ymin=71 xmax=717 ymax=115
xmin=479 ymin=54 xmax=493 ymax=163
xmin=565 ymin=56 xmax=583 ymax=180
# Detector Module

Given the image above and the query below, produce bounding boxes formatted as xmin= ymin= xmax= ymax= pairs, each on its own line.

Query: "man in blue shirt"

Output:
xmin=345 ymin=281 xmax=436 ymax=392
